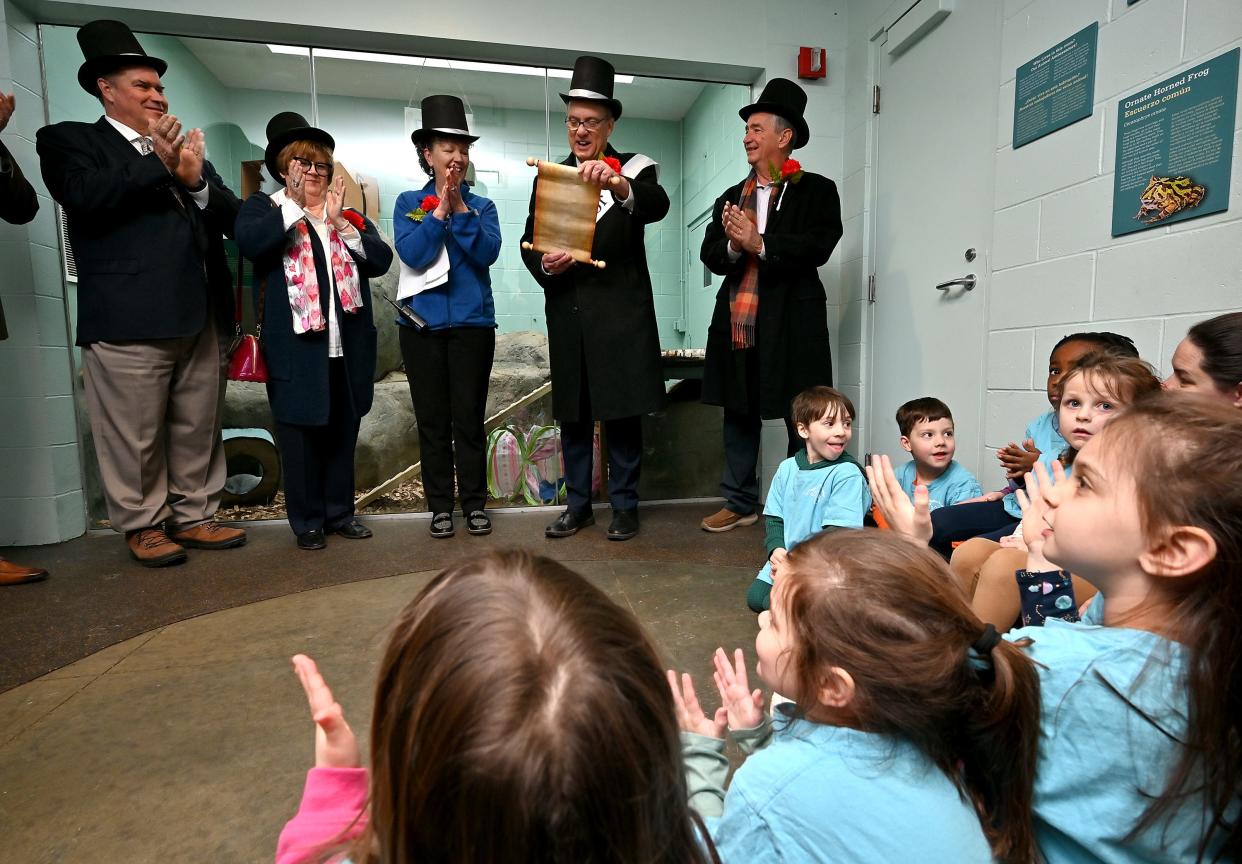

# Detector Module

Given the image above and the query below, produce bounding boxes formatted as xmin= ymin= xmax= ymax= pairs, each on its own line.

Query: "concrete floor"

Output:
xmin=1 ymin=521 xmax=760 ymax=863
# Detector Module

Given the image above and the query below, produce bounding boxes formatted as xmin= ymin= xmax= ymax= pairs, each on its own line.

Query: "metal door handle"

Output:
xmin=935 ymin=274 xmax=976 ymax=291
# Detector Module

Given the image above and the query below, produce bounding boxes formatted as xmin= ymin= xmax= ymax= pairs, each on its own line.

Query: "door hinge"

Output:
xmin=867 ymin=273 xmax=877 ymax=302
xmin=872 ymin=85 xmax=881 ymax=114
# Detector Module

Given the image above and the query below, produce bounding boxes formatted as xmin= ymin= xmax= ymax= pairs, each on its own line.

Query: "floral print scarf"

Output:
xmin=282 ymin=219 xmax=362 ymax=335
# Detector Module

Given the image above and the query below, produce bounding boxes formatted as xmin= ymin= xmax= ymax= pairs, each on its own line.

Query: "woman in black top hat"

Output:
xmin=235 ymin=112 xmax=393 ymax=550
xmin=393 ymin=95 xmax=501 ymax=539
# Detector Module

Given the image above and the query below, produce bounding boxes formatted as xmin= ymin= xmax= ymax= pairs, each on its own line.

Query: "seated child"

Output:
xmin=869 ymin=393 xmax=1242 ymax=863
xmin=746 ymin=386 xmax=869 ymax=613
xmin=928 ymin=331 xmax=1139 ymax=558
xmin=894 ymin=396 xmax=982 ymax=509
xmin=672 ymin=530 xmax=1041 ymax=863
xmin=952 ymin=351 xmax=1161 ymax=629
xmin=275 ymin=550 xmax=717 ymax=864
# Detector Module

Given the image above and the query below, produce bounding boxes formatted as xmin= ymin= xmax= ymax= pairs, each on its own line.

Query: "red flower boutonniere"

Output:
xmin=340 ymin=210 xmax=365 ymax=231
xmin=407 ymin=194 xmax=442 ymax=223
xmin=769 ymin=158 xmax=804 ymax=185
xmin=603 ymin=156 xmax=622 ymax=174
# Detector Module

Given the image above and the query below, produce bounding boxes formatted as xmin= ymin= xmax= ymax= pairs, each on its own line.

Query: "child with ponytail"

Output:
xmin=671 ymin=529 xmax=1042 ymax=863
xmin=869 ymin=390 xmax=1242 ymax=861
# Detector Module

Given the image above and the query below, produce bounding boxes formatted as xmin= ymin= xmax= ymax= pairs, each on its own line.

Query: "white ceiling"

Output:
xmin=178 ymin=37 xmax=713 ymax=121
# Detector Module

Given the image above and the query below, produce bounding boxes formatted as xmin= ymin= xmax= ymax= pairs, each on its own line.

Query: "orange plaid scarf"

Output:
xmin=730 ymin=172 xmax=779 ymax=349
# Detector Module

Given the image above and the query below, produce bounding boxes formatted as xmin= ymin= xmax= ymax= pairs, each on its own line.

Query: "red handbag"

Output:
xmin=227 ymin=256 xmax=269 ymax=382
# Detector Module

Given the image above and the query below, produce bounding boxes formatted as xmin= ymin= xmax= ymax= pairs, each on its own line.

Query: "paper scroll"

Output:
xmin=520 ymin=158 xmax=607 ymax=269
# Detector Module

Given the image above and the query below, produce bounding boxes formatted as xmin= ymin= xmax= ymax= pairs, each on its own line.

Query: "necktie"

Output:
xmin=136 ymin=137 xmax=153 ymax=155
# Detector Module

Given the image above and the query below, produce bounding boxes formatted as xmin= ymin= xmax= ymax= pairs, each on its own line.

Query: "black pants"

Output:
xmin=399 ymin=325 xmax=495 ymax=515
xmin=928 ymin=498 xmax=1019 ymax=559
xmin=561 ymin=355 xmax=642 ymax=514
xmin=276 ymin=359 xmax=361 ymax=535
xmin=719 ymin=348 xmax=800 ymax=515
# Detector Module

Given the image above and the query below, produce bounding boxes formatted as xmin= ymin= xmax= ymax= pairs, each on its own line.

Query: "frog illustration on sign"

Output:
xmin=1134 ymin=175 xmax=1207 ymax=223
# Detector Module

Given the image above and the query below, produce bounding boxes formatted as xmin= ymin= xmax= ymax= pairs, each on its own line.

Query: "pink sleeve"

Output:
xmin=275 ymin=767 xmax=371 ymax=864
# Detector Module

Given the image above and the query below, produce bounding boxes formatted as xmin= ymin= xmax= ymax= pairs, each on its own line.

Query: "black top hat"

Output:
xmin=559 ymin=55 xmax=623 ymax=120
xmin=410 ymin=95 xmax=480 ymax=147
xmin=739 ymin=77 xmax=810 ymax=150
xmin=76 ymin=20 xmax=168 ymax=96
xmin=263 ymin=112 xmax=335 ymax=181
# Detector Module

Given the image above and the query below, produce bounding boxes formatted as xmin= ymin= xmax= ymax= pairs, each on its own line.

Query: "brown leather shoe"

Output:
xmin=126 ymin=528 xmax=188 ymax=567
xmin=170 ymin=521 xmax=247 ymax=550
xmin=700 ymin=507 xmax=759 ymax=533
xmin=0 ymin=556 xmax=48 ymax=586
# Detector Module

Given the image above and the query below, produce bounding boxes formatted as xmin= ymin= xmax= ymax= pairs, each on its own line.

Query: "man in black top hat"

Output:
xmin=0 ymin=90 xmax=50 ymax=586
xmin=520 ymin=55 xmax=669 ymax=541
xmin=36 ymin=20 xmax=245 ymax=566
xmin=698 ymin=78 xmax=843 ymax=535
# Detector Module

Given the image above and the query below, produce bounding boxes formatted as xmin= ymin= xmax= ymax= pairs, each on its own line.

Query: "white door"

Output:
xmin=867 ymin=0 xmax=1002 ymax=477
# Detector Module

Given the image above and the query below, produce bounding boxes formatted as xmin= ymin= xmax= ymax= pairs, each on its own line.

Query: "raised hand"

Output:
xmin=285 ymin=158 xmax=308 ymax=208
xmin=998 ymin=438 xmax=1040 ymax=479
xmin=291 ymin=654 xmax=361 ymax=769
xmin=174 ymin=127 xmax=205 ymax=189
xmin=0 ymin=92 xmax=15 ymax=133
xmin=148 ymin=113 xmax=185 ymax=174
xmin=666 ymin=669 xmax=727 ymax=739
xmin=1015 ymin=459 xmax=1067 ymax=571
xmin=866 ymin=454 xmax=932 ymax=543
xmin=712 ymin=648 xmax=764 ymax=730
xmin=325 ymin=174 xmax=346 ymax=226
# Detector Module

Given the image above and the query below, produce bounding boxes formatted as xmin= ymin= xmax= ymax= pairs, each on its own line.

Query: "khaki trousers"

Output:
xmin=82 ymin=319 xmax=227 ymax=533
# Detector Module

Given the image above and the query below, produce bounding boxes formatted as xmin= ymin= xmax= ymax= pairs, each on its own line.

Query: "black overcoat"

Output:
xmin=700 ymin=171 xmax=843 ymax=419
xmin=37 ymin=118 xmax=239 ymax=346
xmin=235 ymin=193 xmax=393 ymax=427
xmin=520 ymin=146 xmax=668 ymax=421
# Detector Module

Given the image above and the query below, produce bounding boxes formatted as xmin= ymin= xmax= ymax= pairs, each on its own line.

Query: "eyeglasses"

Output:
xmin=564 ymin=117 xmax=607 ymax=132
xmin=289 ymin=156 xmax=333 ymax=176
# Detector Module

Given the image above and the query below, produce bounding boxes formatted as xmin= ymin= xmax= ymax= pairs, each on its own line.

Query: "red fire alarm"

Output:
xmin=798 ymin=47 xmax=826 ymax=79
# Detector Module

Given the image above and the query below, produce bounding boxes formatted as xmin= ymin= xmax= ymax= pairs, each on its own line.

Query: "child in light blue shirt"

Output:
xmin=673 ymin=530 xmax=1042 ymax=864
xmin=893 ymin=397 xmax=982 ymax=510
xmin=930 ymin=331 xmax=1139 ymax=556
xmin=747 ymin=386 xmax=869 ymax=612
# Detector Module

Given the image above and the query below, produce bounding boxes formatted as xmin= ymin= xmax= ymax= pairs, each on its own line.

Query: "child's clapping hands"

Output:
xmin=668 ymin=648 xmax=765 ymax=738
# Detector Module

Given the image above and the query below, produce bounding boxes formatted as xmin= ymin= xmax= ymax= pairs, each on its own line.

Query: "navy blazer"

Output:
xmin=36 ymin=117 xmax=239 ymax=345
xmin=235 ymin=192 xmax=393 ymax=427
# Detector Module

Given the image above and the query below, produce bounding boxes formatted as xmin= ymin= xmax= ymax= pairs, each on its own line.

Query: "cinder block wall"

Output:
xmin=982 ymin=0 xmax=1242 ymax=483
xmin=0 ymin=0 xmax=85 ymax=545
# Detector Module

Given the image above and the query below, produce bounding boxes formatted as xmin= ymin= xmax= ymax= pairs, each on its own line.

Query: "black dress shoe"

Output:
xmin=466 ymin=510 xmax=492 ymax=536
xmin=296 ymin=529 xmax=326 ymax=550
xmin=430 ymin=512 xmax=455 ymax=539
xmin=328 ymin=519 xmax=372 ymax=539
xmin=607 ymin=509 xmax=639 ymax=541
xmin=545 ymin=508 xmax=595 ymax=539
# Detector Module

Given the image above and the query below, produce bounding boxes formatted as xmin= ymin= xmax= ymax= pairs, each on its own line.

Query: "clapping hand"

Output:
xmin=1015 ymin=460 xmax=1066 ymax=572
xmin=866 ymin=454 xmax=932 ymax=544
xmin=722 ymin=202 xmax=761 ymax=255
xmin=998 ymin=438 xmax=1040 ymax=479
xmin=285 ymin=158 xmax=308 ymax=208
xmin=148 ymin=113 xmax=185 ymax=174
xmin=174 ymin=127 xmax=205 ymax=189
xmin=324 ymin=174 xmax=346 ymax=227
xmin=0 ymin=92 xmax=15 ymax=134
xmin=667 ymin=669 xmax=727 ymax=739
xmin=291 ymin=654 xmax=361 ymax=769
xmin=712 ymin=647 xmax=764 ymax=730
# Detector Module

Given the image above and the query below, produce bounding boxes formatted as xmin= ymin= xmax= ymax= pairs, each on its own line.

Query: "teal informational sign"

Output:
xmin=1112 ymin=48 xmax=1239 ymax=236
xmin=1013 ymin=22 xmax=1098 ymax=149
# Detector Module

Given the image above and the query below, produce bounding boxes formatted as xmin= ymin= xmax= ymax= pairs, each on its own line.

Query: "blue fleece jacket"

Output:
xmin=392 ymin=181 xmax=500 ymax=330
